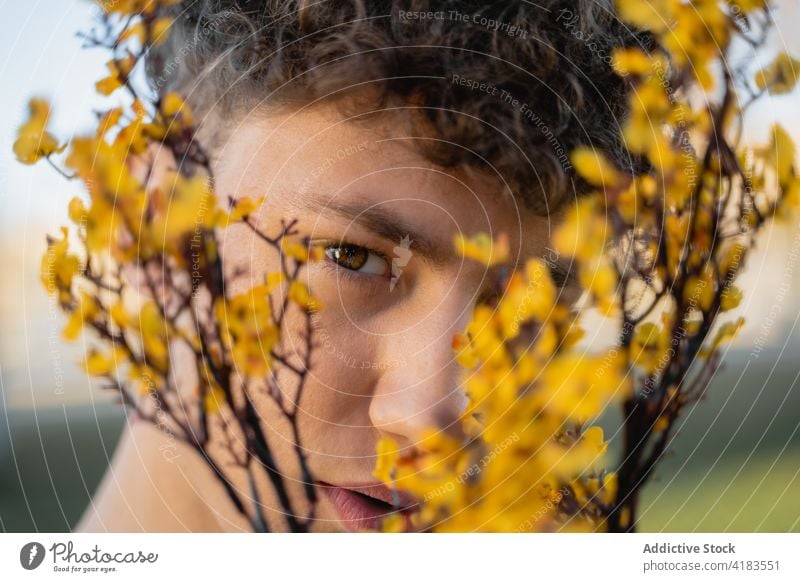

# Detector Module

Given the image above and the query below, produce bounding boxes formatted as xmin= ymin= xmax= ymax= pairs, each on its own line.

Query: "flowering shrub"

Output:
xmin=374 ymin=0 xmax=800 ymax=532
xmin=16 ymin=0 xmax=799 ymax=532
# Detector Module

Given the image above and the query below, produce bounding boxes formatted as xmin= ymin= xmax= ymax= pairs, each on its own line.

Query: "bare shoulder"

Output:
xmin=76 ymin=420 xmax=246 ymax=532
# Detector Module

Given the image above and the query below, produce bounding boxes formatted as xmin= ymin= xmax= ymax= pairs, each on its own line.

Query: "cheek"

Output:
xmin=296 ymin=332 xmax=378 ymax=458
xmin=305 ymin=307 xmax=379 ymax=398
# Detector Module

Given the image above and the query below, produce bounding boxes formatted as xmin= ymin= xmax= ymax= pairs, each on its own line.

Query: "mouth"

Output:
xmin=317 ymin=481 xmax=418 ymax=532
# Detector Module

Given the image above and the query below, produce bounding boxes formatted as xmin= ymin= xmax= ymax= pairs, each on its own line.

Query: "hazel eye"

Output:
xmin=325 ymin=244 xmax=389 ymax=276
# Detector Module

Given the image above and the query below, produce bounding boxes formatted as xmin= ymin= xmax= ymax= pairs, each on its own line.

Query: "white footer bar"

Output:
xmin=1 ymin=533 xmax=798 ymax=580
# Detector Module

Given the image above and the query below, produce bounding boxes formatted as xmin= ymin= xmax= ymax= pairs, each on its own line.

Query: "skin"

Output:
xmin=78 ymin=97 xmax=570 ymax=532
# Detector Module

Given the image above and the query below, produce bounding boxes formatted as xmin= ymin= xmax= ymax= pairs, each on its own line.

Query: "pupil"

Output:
xmin=331 ymin=245 xmax=367 ymax=270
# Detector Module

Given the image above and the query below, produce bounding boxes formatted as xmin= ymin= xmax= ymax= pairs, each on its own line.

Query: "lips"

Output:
xmin=317 ymin=481 xmax=418 ymax=532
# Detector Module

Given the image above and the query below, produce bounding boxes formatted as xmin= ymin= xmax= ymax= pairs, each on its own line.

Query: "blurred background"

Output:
xmin=1 ymin=0 xmax=799 ymax=532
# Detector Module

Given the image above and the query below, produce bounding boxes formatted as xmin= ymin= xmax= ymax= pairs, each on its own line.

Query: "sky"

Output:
xmin=1 ymin=0 xmax=109 ymax=230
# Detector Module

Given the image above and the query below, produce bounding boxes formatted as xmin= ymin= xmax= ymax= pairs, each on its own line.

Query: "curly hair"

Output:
xmin=148 ymin=1 xmax=649 ymax=213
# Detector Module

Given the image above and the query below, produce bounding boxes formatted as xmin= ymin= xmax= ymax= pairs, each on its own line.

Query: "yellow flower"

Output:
xmin=454 ymin=232 xmax=510 ymax=266
xmin=264 ymin=272 xmax=285 ymax=292
xmin=755 ymin=52 xmax=800 ymax=95
xmin=582 ymin=426 xmax=607 ymax=454
xmin=579 ymin=260 xmax=618 ymax=315
xmin=701 ymin=318 xmax=745 ymax=357
xmin=282 ymin=239 xmax=319 ymax=263
xmin=139 ymin=301 xmax=170 ymax=371
xmin=128 ymin=363 xmax=161 ymax=395
xmin=729 ymin=0 xmax=766 ymax=12
xmin=720 ymin=285 xmax=743 ymax=312
xmin=551 ymin=196 xmax=608 ymax=263
xmin=62 ymin=291 xmax=101 ymax=341
xmin=121 ymin=17 xmax=174 ymax=45
xmin=535 ymin=352 xmax=623 ymax=424
xmin=204 ymin=384 xmax=227 ymax=414
xmin=617 ymin=0 xmax=675 ymax=33
xmin=150 ymin=17 xmax=174 ymax=44
xmin=13 ymin=98 xmax=63 ymax=164
xmin=378 ymin=513 xmax=407 ymax=533
xmin=611 ymin=48 xmax=653 ymax=77
xmin=67 ymin=197 xmax=88 ymax=224
xmin=719 ymin=242 xmax=746 ymax=278
xmin=620 ymin=76 xmax=673 ymax=156
xmin=95 ymin=56 xmax=135 ymax=96
xmin=496 ymin=262 xmax=557 ymax=338
xmin=288 ymin=281 xmax=322 ymax=311
xmin=95 ymin=0 xmax=181 ymax=17
xmin=149 ymin=173 xmax=217 ymax=263
xmin=40 ymin=227 xmax=81 ymax=299
xmin=571 ymin=147 xmax=622 ymax=188
xmin=767 ymin=124 xmax=796 ymax=189
xmin=451 ymin=332 xmax=478 ymax=369
xmin=228 ymin=196 xmax=265 ymax=223
xmin=110 ymin=300 xmax=133 ymax=329
xmin=664 ymin=213 xmax=689 ymax=278
xmin=66 ymin=137 xmax=146 ymax=257
xmin=83 ymin=347 xmax=126 ymax=377
xmin=147 ymin=92 xmax=195 ymax=139
xmin=114 ymin=100 xmax=150 ymax=154
xmin=373 ymin=437 xmax=400 ymax=484
xmin=631 ymin=323 xmax=668 ymax=374
xmin=215 ymin=285 xmax=280 ymax=377
xmin=96 ymin=107 xmax=123 ymax=139
xmin=683 ymin=263 xmax=716 ymax=312
xmin=780 ymin=178 xmax=800 ymax=217
xmin=616 ymin=182 xmax=639 ymax=224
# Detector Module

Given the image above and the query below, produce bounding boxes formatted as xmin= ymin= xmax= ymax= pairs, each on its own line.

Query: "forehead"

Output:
xmin=211 ymin=102 xmax=558 ymax=255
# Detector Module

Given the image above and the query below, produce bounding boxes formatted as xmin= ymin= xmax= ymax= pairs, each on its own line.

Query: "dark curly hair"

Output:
xmin=148 ymin=1 xmax=649 ymax=213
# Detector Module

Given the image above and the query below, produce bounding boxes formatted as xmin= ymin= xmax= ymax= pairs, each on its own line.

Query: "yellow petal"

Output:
xmin=755 ymin=52 xmax=800 ymax=95
xmin=204 ymin=384 xmax=227 ymax=414
xmin=373 ymin=437 xmax=400 ymax=484
xmin=454 ymin=232 xmax=510 ymax=266
xmin=13 ymin=98 xmax=63 ymax=164
xmin=571 ymin=147 xmax=622 ymax=188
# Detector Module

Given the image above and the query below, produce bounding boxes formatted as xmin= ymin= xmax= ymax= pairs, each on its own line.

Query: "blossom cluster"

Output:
xmin=374 ymin=0 xmax=800 ymax=532
xmin=19 ymin=0 xmax=322 ymax=532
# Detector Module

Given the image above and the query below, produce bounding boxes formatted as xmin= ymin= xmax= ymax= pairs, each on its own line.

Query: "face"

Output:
xmin=196 ymin=99 xmax=570 ymax=531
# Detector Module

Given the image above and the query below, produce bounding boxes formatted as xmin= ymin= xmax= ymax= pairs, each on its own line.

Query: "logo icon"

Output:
xmin=390 ymin=236 xmax=413 ymax=291
xmin=20 ymin=542 xmax=46 ymax=570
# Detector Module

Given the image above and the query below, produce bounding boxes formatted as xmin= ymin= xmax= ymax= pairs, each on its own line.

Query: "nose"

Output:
xmin=368 ymin=303 xmax=471 ymax=450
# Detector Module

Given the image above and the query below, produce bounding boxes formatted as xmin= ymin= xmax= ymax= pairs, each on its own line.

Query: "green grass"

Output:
xmin=639 ymin=450 xmax=800 ymax=532
xmin=0 ymin=403 xmax=124 ymax=532
xmin=600 ymin=345 xmax=800 ymax=532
